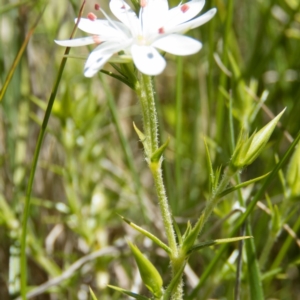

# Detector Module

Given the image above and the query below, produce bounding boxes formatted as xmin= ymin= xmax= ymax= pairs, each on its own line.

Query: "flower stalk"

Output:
xmin=135 ymin=73 xmax=185 ymax=299
xmin=135 ymin=74 xmax=177 ymax=254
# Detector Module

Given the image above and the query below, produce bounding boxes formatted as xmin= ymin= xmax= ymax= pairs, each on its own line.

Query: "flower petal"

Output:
xmin=84 ymin=53 xmax=112 ymax=77
xmin=164 ymin=0 xmax=205 ymax=29
xmin=55 ymin=36 xmax=96 ymax=47
xmin=109 ymin=0 xmax=139 ymax=35
xmin=152 ymin=34 xmax=202 ymax=55
xmin=131 ymin=45 xmax=166 ymax=75
xmin=75 ymin=18 xmax=130 ymax=38
xmin=84 ymin=40 xmax=131 ymax=77
xmin=141 ymin=0 xmax=169 ymax=34
xmin=169 ymin=8 xmax=217 ymax=34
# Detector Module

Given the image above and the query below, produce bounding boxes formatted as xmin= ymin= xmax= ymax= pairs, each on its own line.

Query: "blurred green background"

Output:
xmin=0 ymin=0 xmax=300 ymax=299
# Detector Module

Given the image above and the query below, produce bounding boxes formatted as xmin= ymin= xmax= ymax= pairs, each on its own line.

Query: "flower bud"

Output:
xmin=128 ymin=242 xmax=163 ymax=298
xmin=231 ymin=109 xmax=285 ymax=168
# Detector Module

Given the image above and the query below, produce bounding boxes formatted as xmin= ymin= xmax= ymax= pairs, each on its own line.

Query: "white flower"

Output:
xmin=55 ymin=0 xmax=216 ymax=77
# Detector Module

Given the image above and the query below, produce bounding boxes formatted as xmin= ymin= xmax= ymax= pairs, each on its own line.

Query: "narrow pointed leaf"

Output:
xmin=172 ymin=216 xmax=183 ymax=245
xmin=182 ymin=221 xmax=192 ymax=241
xmin=163 ymin=262 xmax=186 ymax=300
xmin=216 ymin=172 xmax=270 ymax=200
xmin=150 ymin=137 xmax=170 ymax=163
xmin=181 ymin=215 xmax=204 ymax=255
xmin=107 ymin=285 xmax=150 ymax=300
xmin=204 ymin=139 xmax=214 ymax=193
xmin=245 ymin=224 xmax=264 ymax=300
xmin=133 ymin=122 xmax=146 ymax=142
xmin=214 ymin=166 xmax=222 ymax=191
xmin=120 ymin=215 xmax=171 ymax=254
xmin=188 ymin=236 xmax=253 ymax=254
xmin=89 ymin=287 xmax=98 ymax=300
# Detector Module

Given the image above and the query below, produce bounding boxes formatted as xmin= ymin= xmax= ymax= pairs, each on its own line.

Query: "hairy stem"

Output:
xmin=135 ymin=73 xmax=182 ymax=299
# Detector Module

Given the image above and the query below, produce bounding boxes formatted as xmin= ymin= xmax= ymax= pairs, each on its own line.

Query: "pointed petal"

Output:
xmin=141 ymin=0 xmax=169 ymax=34
xmin=131 ymin=45 xmax=166 ymax=75
xmin=169 ymin=8 xmax=217 ymax=34
xmin=109 ymin=0 xmax=139 ymax=35
xmin=55 ymin=36 xmax=96 ymax=47
xmin=164 ymin=0 xmax=205 ymax=29
xmin=84 ymin=53 xmax=112 ymax=77
xmin=84 ymin=40 xmax=131 ymax=77
xmin=152 ymin=34 xmax=202 ymax=55
xmin=75 ymin=18 xmax=130 ymax=38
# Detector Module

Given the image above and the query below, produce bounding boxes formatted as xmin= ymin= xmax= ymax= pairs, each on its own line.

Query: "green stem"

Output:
xmin=135 ymin=74 xmax=159 ymax=157
xmin=151 ymin=167 xmax=178 ymax=255
xmin=135 ymin=73 xmax=181 ymax=299
xmin=135 ymin=73 xmax=177 ymax=254
xmin=175 ymin=57 xmax=183 ymax=214
xmin=20 ymin=3 xmax=86 ymax=297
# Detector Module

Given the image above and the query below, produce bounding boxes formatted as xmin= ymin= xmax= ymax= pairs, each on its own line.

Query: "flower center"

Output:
xmin=136 ymin=35 xmax=147 ymax=45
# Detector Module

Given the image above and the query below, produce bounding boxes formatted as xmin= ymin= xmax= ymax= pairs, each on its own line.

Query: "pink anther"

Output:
xmin=94 ymin=4 xmax=100 ymax=10
xmin=158 ymin=27 xmax=165 ymax=34
xmin=87 ymin=12 xmax=97 ymax=21
xmin=93 ymin=35 xmax=102 ymax=44
xmin=140 ymin=0 xmax=147 ymax=8
xmin=180 ymin=4 xmax=189 ymax=13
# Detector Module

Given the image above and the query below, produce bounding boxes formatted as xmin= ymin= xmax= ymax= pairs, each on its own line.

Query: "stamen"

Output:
xmin=94 ymin=4 xmax=100 ymax=10
xmin=121 ymin=4 xmax=126 ymax=9
xmin=158 ymin=27 xmax=165 ymax=34
xmin=180 ymin=4 xmax=189 ymax=13
xmin=93 ymin=35 xmax=102 ymax=44
xmin=87 ymin=12 xmax=97 ymax=21
xmin=140 ymin=0 xmax=147 ymax=8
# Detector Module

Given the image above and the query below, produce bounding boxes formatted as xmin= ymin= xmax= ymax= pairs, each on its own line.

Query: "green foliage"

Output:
xmin=1 ymin=0 xmax=300 ymax=299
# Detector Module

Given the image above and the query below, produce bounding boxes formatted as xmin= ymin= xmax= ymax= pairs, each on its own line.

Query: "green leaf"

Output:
xmin=287 ymin=141 xmax=300 ymax=197
xmin=216 ymin=172 xmax=270 ymax=200
xmin=120 ymin=215 xmax=171 ymax=254
xmin=150 ymin=137 xmax=170 ymax=163
xmin=181 ymin=215 xmax=204 ymax=255
xmin=214 ymin=166 xmax=222 ymax=191
xmin=163 ymin=262 xmax=186 ymax=300
xmin=133 ymin=122 xmax=146 ymax=142
xmin=204 ymin=139 xmax=214 ymax=194
xmin=188 ymin=236 xmax=253 ymax=254
xmin=89 ymin=287 xmax=98 ymax=300
xmin=245 ymin=223 xmax=264 ymax=300
xmin=181 ymin=221 xmax=192 ymax=241
xmin=172 ymin=216 xmax=183 ymax=245
xmin=107 ymin=285 xmax=150 ymax=300
xmin=128 ymin=242 xmax=163 ymax=298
